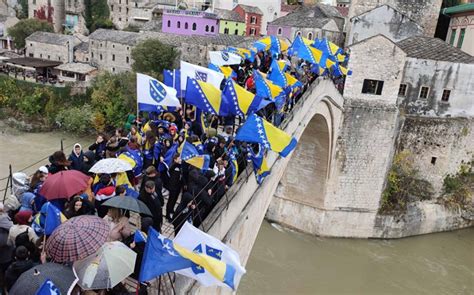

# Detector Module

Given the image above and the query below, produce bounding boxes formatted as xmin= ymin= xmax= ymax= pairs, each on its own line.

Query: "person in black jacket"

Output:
xmin=166 ymin=154 xmax=183 ymax=221
xmin=68 ymin=143 xmax=84 ymax=171
xmin=140 ymin=167 xmax=163 ymax=206
xmin=88 ymin=133 xmax=107 ymax=161
xmin=5 ymin=246 xmax=36 ymax=291
xmin=138 ymin=181 xmax=162 ymax=232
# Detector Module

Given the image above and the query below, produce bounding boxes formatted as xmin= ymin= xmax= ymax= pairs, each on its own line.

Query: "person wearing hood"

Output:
xmin=47 ymin=151 xmax=70 ymax=174
xmin=4 ymin=246 xmax=37 ymax=291
xmin=19 ymin=192 xmax=35 ymax=213
xmin=7 ymin=211 xmax=38 ymax=247
xmin=81 ymin=150 xmax=96 ymax=176
xmin=68 ymin=143 xmax=84 ymax=171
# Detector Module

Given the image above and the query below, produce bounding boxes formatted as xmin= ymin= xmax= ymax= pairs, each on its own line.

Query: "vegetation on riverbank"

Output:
xmin=379 ymin=151 xmax=434 ymax=214
xmin=440 ymin=161 xmax=474 ymax=210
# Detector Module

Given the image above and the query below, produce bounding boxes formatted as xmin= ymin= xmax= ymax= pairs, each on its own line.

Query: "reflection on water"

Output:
xmin=239 ymin=221 xmax=474 ymax=295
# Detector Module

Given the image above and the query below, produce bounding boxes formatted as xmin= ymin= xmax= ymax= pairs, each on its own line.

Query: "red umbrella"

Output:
xmin=45 ymin=215 xmax=110 ymax=263
xmin=39 ymin=170 xmax=90 ymax=200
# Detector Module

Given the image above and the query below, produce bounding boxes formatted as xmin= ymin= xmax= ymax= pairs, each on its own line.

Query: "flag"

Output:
xmin=269 ymin=36 xmax=289 ymax=55
xmin=185 ymin=78 xmax=229 ymax=116
xmin=267 ymin=59 xmax=288 ymax=88
xmin=285 ymin=72 xmax=303 ymax=89
xmin=209 ymin=51 xmax=242 ymax=66
xmin=235 ymin=114 xmax=297 ymax=157
xmin=222 ymin=79 xmax=262 ymax=117
xmin=313 ymin=38 xmax=345 ymax=62
xmin=289 ymin=35 xmax=326 ymax=65
xmin=118 ymin=147 xmax=143 ymax=177
xmin=228 ymin=149 xmax=239 ymax=185
xmin=208 ymin=64 xmax=237 ymax=79
xmin=174 ymin=222 xmax=246 ymax=290
xmin=136 ymin=73 xmax=181 ymax=112
xmin=35 ymin=279 xmax=61 ymax=295
xmin=248 ymin=145 xmax=270 ymax=184
xmin=253 ymin=70 xmax=283 ymax=100
xmin=134 ymin=230 xmax=147 ymax=243
xmin=158 ymin=143 xmax=178 ymax=173
xmin=226 ymin=47 xmax=255 ymax=62
xmin=179 ymin=141 xmax=210 ymax=170
xmin=139 ymin=228 xmax=194 ymax=282
xmin=44 ymin=203 xmax=67 ymax=236
xmin=330 ymin=63 xmax=352 ymax=77
xmin=163 ymin=69 xmax=182 ymax=97
xmin=180 ymin=61 xmax=224 ymax=91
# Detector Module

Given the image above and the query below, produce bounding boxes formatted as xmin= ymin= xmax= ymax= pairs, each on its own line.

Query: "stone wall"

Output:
xmin=346 ymin=0 xmax=442 ymax=45
xmin=401 ymin=58 xmax=474 ymax=117
xmin=25 ymin=41 xmax=71 ymax=62
xmin=28 ymin=0 xmax=65 ymax=32
xmin=89 ymin=38 xmax=133 ymax=73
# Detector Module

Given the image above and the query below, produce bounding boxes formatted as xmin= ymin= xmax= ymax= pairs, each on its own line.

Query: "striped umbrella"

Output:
xmin=46 ymin=215 xmax=110 ymax=263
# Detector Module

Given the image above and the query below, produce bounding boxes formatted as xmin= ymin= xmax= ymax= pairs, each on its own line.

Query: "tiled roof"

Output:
xmin=236 ymin=4 xmax=263 ymax=15
xmin=269 ymin=4 xmax=342 ymax=29
xmin=88 ymin=29 xmax=141 ymax=46
xmin=25 ymin=31 xmax=78 ymax=46
xmin=396 ymin=36 xmax=474 ymax=64
xmin=214 ymin=8 xmax=244 ymax=22
xmin=140 ymin=30 xmax=256 ymax=47
xmin=281 ymin=4 xmax=298 ymax=13
xmin=55 ymin=62 xmax=97 ymax=74
xmin=74 ymin=41 xmax=89 ymax=52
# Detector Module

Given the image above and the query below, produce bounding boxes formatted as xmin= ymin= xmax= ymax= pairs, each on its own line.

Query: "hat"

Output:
xmin=15 ymin=210 xmax=33 ymax=225
xmin=39 ymin=166 xmax=48 ymax=174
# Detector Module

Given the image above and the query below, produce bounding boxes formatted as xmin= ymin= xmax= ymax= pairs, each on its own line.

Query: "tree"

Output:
xmin=131 ymin=39 xmax=179 ymax=79
xmin=8 ymin=19 xmax=54 ymax=48
xmin=16 ymin=0 xmax=29 ymax=19
xmin=84 ymin=0 xmax=111 ymax=33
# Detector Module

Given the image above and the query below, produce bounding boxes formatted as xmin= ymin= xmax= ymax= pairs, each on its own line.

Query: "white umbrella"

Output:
xmin=73 ymin=241 xmax=137 ymax=290
xmin=89 ymin=158 xmax=133 ymax=174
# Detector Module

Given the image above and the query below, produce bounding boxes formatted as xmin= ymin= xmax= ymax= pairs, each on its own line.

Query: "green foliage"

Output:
xmin=17 ymin=87 xmax=53 ymax=116
xmin=16 ymin=0 xmax=29 ymax=19
xmin=7 ymin=18 xmax=54 ymax=48
xmin=123 ymin=25 xmax=141 ymax=32
xmin=90 ymin=72 xmax=136 ymax=130
xmin=380 ymin=151 xmax=434 ymax=214
xmin=441 ymin=162 xmax=474 ymax=209
xmin=131 ymin=39 xmax=179 ymax=79
xmin=55 ymin=104 xmax=94 ymax=133
xmin=84 ymin=0 xmax=112 ymax=33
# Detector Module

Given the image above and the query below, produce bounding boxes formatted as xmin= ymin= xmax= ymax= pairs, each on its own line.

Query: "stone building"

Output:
xmin=161 ymin=9 xmax=219 ymax=36
xmin=347 ymin=5 xmax=423 ymax=45
xmin=214 ymin=8 xmax=245 ymax=36
xmin=396 ymin=36 xmax=474 ymax=117
xmin=347 ymin=0 xmax=443 ymax=40
xmin=233 ymin=4 xmax=263 ymax=36
xmin=25 ymin=31 xmax=81 ymax=63
xmin=444 ymin=3 xmax=474 ymax=56
xmin=64 ymin=0 xmax=87 ymax=34
xmin=108 ymin=0 xmax=130 ymax=30
xmin=267 ymin=4 xmax=344 ymax=44
xmin=28 ymin=0 xmax=65 ymax=32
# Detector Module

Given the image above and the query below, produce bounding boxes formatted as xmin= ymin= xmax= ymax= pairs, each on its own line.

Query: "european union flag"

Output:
xmin=235 ymin=114 xmax=297 ymax=157
xmin=139 ymin=227 xmax=194 ymax=282
xmin=180 ymin=141 xmax=210 ymax=170
xmin=185 ymin=78 xmax=230 ymax=116
xmin=44 ymin=203 xmax=67 ymax=236
xmin=35 ymin=279 xmax=60 ymax=295
xmin=163 ymin=69 xmax=182 ymax=97
xmin=222 ymin=79 xmax=262 ymax=117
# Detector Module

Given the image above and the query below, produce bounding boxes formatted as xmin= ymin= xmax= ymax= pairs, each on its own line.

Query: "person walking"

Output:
xmin=138 ymin=181 xmax=162 ymax=232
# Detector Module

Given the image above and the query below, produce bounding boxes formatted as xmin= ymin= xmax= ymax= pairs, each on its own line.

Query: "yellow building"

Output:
xmin=215 ymin=8 xmax=246 ymax=36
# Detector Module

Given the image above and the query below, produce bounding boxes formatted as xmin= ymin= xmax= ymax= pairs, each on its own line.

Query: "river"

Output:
xmin=1 ymin=129 xmax=473 ymax=294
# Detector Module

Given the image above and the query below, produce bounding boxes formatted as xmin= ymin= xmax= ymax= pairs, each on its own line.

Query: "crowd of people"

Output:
xmin=0 ymin=45 xmax=343 ymax=294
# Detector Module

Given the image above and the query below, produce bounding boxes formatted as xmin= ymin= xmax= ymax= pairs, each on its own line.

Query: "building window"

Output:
xmin=29 ymin=53 xmax=33 ymax=57
xmin=192 ymin=23 xmax=197 ymax=31
xmin=308 ymin=32 xmax=313 ymax=40
xmin=449 ymin=29 xmax=457 ymax=45
xmin=100 ymin=54 xmax=103 ymax=61
xmin=135 ymin=1 xmax=137 ymax=7
xmin=100 ymin=43 xmax=103 ymax=47
xmin=126 ymin=56 xmax=129 ymax=63
xmin=177 ymin=21 xmax=180 ymax=28
xmin=119 ymin=17 xmax=122 ymax=21
xmin=91 ymin=52 xmax=94 ymax=58
xmin=112 ymin=54 xmax=115 ymax=61
xmin=30 ymin=43 xmax=33 ymax=47
xmin=224 ymin=28 xmax=229 ymax=34
xmin=457 ymin=28 xmax=465 ymax=48
xmin=126 ymin=8 xmax=129 ymax=14
xmin=250 ymin=28 xmax=256 ymax=35
xmin=361 ymin=79 xmax=384 ymax=95
xmin=398 ymin=84 xmax=407 ymax=97
xmin=112 ymin=67 xmax=115 ymax=72
xmin=441 ymin=89 xmax=451 ymax=102
xmin=167 ymin=20 xmax=171 ymax=27
xmin=47 ymin=55 xmax=50 ymax=59
xmin=111 ymin=5 xmax=114 ymax=11
xmin=250 ymin=16 xmax=257 ymax=24
xmin=185 ymin=22 xmax=188 ymax=29
xmin=210 ymin=26 xmax=214 ymax=32
xmin=431 ymin=157 xmax=437 ymax=165
xmin=119 ymin=0 xmax=121 ymax=3
xmin=234 ymin=29 xmax=238 ymax=35
xmin=205 ymin=25 xmax=209 ymax=32
xmin=419 ymin=86 xmax=430 ymax=99
xmin=277 ymin=27 xmax=282 ymax=35
xmin=112 ymin=44 xmax=115 ymax=48
xmin=119 ymin=7 xmax=121 ymax=12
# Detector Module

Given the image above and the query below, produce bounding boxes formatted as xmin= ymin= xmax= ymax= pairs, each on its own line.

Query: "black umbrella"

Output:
xmin=102 ymin=195 xmax=152 ymax=216
xmin=9 ymin=263 xmax=78 ymax=295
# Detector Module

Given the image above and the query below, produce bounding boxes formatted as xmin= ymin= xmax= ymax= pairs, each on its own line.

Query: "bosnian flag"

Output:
xmin=180 ymin=61 xmax=224 ymax=91
xmin=137 ymin=73 xmax=181 ymax=112
xmin=209 ymin=51 xmax=242 ymax=66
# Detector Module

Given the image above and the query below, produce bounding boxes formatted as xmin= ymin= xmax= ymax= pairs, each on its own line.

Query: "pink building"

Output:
xmin=162 ymin=9 xmax=219 ymax=36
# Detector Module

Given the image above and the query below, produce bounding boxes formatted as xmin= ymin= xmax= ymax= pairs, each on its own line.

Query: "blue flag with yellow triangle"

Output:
xmin=235 ymin=114 xmax=297 ymax=157
xmin=253 ymin=70 xmax=284 ymax=101
xmin=44 ymin=203 xmax=67 ymax=236
xmin=185 ymin=78 xmax=229 ymax=116
xmin=248 ymin=144 xmax=270 ymax=184
xmin=222 ymin=79 xmax=262 ymax=117
xmin=179 ymin=141 xmax=210 ymax=170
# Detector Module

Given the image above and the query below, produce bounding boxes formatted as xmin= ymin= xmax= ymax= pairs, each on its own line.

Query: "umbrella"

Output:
xmin=9 ymin=263 xmax=78 ymax=295
xmin=102 ymin=195 xmax=152 ymax=216
xmin=89 ymin=158 xmax=133 ymax=174
xmin=39 ymin=170 xmax=91 ymax=200
xmin=46 ymin=215 xmax=110 ymax=263
xmin=73 ymin=241 xmax=137 ymax=290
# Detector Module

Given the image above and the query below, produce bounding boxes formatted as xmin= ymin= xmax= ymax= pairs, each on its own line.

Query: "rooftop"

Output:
xmin=88 ymin=29 xmax=141 ymax=46
xmin=74 ymin=41 xmax=89 ymax=52
xmin=396 ymin=36 xmax=474 ymax=64
xmin=235 ymin=4 xmax=263 ymax=15
xmin=443 ymin=3 xmax=474 ymax=15
xmin=269 ymin=4 xmax=343 ymax=29
xmin=25 ymin=31 xmax=78 ymax=46
xmin=141 ymin=30 xmax=256 ymax=47
xmin=55 ymin=62 xmax=97 ymax=74
xmin=6 ymin=57 xmax=62 ymax=68
xmin=281 ymin=4 xmax=298 ymax=13
xmin=214 ymin=8 xmax=244 ymax=22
